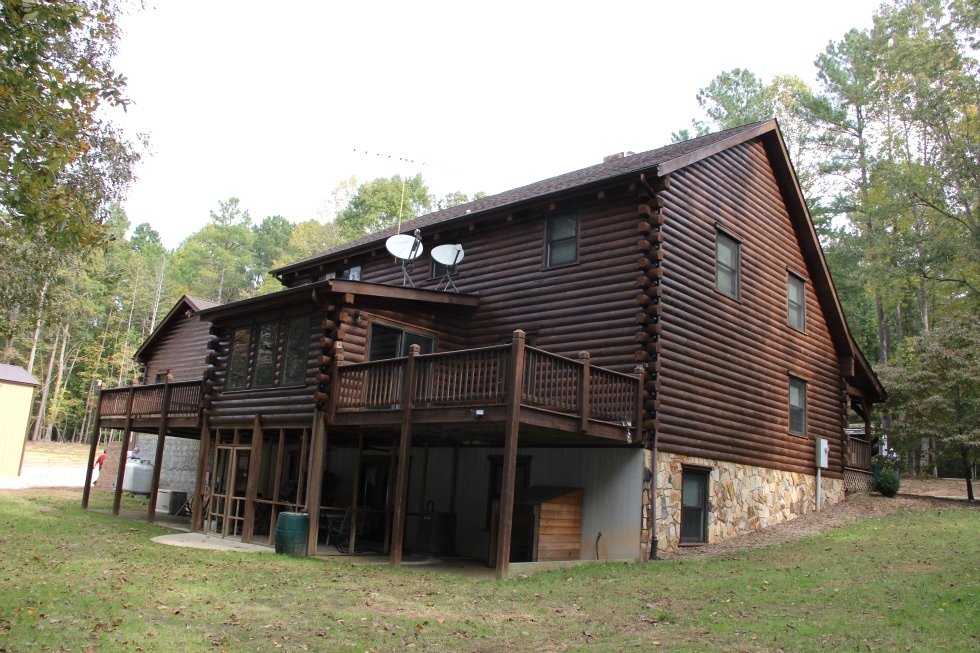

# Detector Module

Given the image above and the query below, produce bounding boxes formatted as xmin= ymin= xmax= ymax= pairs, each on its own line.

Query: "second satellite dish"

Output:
xmin=386 ymin=230 xmax=423 ymax=287
xmin=432 ymin=243 xmax=464 ymax=292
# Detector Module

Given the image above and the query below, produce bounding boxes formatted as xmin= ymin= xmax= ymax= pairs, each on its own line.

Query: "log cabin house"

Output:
xmin=83 ymin=120 xmax=885 ymax=577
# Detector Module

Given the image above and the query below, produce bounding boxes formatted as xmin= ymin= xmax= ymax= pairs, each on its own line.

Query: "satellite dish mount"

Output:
xmin=385 ymin=229 xmax=424 ymax=287
xmin=431 ymin=243 xmax=465 ymax=292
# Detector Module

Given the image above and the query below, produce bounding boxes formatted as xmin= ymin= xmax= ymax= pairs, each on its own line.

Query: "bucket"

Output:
xmin=274 ymin=512 xmax=309 ymax=557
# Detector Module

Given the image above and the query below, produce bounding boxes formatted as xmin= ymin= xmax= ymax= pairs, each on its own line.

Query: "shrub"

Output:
xmin=873 ymin=467 xmax=901 ymax=497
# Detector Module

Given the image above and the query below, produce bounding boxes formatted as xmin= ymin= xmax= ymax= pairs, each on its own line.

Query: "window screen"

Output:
xmin=716 ymin=231 xmax=740 ymax=298
xmin=789 ymin=377 xmax=807 ymax=435
xmin=788 ymin=274 xmax=805 ymax=331
xmin=546 ymin=214 xmax=578 ymax=267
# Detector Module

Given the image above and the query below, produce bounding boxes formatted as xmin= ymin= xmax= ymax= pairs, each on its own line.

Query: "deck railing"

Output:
xmin=334 ymin=342 xmax=640 ymax=429
xmin=98 ymin=381 xmax=202 ymax=420
xmin=848 ymin=437 xmax=872 ymax=470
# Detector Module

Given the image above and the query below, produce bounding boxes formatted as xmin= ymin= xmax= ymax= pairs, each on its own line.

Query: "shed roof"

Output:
xmin=0 ymin=364 xmax=39 ymax=387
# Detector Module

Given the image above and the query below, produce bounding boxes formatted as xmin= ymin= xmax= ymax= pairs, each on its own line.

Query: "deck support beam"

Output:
xmin=112 ymin=385 xmax=137 ymax=516
xmin=390 ymin=344 xmax=420 ymax=568
xmin=349 ymin=434 xmax=364 ymax=553
xmin=192 ymin=415 xmax=210 ymax=532
xmin=147 ymin=380 xmax=172 ymax=524
xmin=496 ymin=330 xmax=526 ymax=579
xmin=305 ymin=411 xmax=328 ymax=556
xmin=242 ymin=415 xmax=263 ymax=542
xmin=81 ymin=390 xmax=104 ymax=509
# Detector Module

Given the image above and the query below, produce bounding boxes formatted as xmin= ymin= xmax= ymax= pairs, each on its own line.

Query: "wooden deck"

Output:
xmin=97 ymin=380 xmax=203 ymax=433
xmin=327 ymin=343 xmax=643 ymax=446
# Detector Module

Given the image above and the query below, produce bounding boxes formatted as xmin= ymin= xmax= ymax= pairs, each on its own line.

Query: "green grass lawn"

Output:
xmin=0 ymin=490 xmax=977 ymax=652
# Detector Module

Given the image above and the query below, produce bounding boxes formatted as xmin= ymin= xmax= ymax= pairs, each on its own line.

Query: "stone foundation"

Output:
xmin=130 ymin=434 xmax=200 ymax=496
xmin=643 ymin=451 xmax=844 ymax=553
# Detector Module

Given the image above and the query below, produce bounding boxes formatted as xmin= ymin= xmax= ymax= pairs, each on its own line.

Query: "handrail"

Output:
xmin=98 ymin=381 xmax=202 ymax=420
xmin=334 ymin=343 xmax=639 ymax=432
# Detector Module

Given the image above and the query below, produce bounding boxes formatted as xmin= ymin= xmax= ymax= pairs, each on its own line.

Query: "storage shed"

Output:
xmin=0 ymin=364 xmax=39 ymax=477
xmin=492 ymin=486 xmax=583 ymax=564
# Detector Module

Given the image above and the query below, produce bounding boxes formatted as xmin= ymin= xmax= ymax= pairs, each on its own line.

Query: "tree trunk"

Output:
xmin=150 ymin=254 xmax=167 ymax=332
xmin=31 ymin=329 xmax=59 ymax=441
xmin=49 ymin=325 xmax=70 ymax=429
xmin=26 ymin=280 xmax=49 ymax=376
xmin=963 ymin=445 xmax=975 ymax=502
xmin=875 ymin=292 xmax=889 ymax=363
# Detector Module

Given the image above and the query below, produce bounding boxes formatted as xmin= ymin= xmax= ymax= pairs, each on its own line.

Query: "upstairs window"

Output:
xmin=788 ymin=273 xmax=806 ymax=331
xmin=253 ymin=321 xmax=279 ymax=388
xmin=281 ymin=315 xmax=311 ymax=385
xmin=789 ymin=377 xmax=807 ymax=436
xmin=716 ymin=230 xmax=740 ymax=299
xmin=227 ymin=327 xmax=251 ymax=390
xmin=546 ymin=214 xmax=578 ymax=267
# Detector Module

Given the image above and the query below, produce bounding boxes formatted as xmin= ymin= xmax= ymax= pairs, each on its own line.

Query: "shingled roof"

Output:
xmin=271 ymin=120 xmax=773 ymax=276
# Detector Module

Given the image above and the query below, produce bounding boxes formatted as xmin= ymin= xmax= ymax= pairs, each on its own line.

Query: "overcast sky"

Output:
xmin=112 ymin=1 xmax=885 ymax=248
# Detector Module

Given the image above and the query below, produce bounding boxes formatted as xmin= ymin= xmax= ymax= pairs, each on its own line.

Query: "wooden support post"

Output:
xmin=147 ymin=380 xmax=172 ymax=524
xmin=414 ymin=442 xmax=430 ymax=550
xmin=242 ymin=415 xmax=263 ymax=542
xmin=349 ymin=433 xmax=364 ymax=554
xmin=383 ymin=440 xmax=397 ymax=555
xmin=81 ymin=391 xmax=104 ymax=509
xmin=578 ymin=352 xmax=590 ymax=432
xmin=305 ymin=411 xmax=328 ymax=556
xmin=192 ymin=415 xmax=210 ymax=532
xmin=112 ymin=386 xmax=137 ymax=517
xmin=496 ymin=330 xmax=526 ymax=579
xmin=449 ymin=446 xmax=459 ymax=513
xmin=390 ymin=344 xmax=419 ymax=568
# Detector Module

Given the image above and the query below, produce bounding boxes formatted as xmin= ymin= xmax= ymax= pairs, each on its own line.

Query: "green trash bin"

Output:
xmin=275 ymin=512 xmax=309 ymax=557
xmin=872 ymin=463 xmax=883 ymax=481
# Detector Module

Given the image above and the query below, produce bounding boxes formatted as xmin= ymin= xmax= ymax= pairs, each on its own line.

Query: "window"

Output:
xmin=788 ymin=273 xmax=805 ymax=331
xmin=227 ymin=327 xmax=251 ymax=390
xmin=789 ymin=377 xmax=807 ymax=435
xmin=715 ymin=231 xmax=740 ymax=299
xmin=680 ymin=469 xmax=708 ymax=544
xmin=253 ymin=321 xmax=279 ymax=388
xmin=368 ymin=323 xmax=434 ymax=360
xmin=546 ymin=214 xmax=578 ymax=267
xmin=281 ymin=315 xmax=310 ymax=385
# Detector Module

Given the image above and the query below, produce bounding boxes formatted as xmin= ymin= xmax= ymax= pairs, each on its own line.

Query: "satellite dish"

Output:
xmin=432 ymin=244 xmax=465 ymax=292
xmin=431 ymin=244 xmax=464 ymax=267
xmin=386 ymin=233 xmax=424 ymax=261
xmin=385 ymin=230 xmax=423 ymax=287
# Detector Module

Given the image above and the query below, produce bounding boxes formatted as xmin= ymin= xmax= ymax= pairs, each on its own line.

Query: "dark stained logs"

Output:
xmin=658 ymin=139 xmax=845 ymax=475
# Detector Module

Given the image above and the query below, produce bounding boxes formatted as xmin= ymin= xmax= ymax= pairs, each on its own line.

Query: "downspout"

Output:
xmin=647 ymin=434 xmax=659 ymax=560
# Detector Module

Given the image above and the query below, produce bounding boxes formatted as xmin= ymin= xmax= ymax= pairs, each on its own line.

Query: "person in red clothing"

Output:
xmin=93 ymin=449 xmax=106 ymax=485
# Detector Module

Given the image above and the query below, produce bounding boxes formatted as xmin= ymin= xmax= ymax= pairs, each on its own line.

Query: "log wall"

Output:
xmin=656 ymin=140 xmax=845 ymax=477
xmin=142 ymin=311 xmax=213 ymax=383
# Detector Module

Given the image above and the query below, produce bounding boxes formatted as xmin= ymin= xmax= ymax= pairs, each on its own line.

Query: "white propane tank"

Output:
xmin=122 ymin=459 xmax=154 ymax=494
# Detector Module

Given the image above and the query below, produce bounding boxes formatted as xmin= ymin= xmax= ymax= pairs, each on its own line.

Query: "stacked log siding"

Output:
xmin=142 ymin=311 xmax=214 ymax=383
xmin=657 ymin=140 xmax=844 ymax=477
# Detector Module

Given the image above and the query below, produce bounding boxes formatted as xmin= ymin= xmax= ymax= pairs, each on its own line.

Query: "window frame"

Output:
xmin=679 ymin=467 xmax=709 ymax=545
xmin=226 ymin=327 xmax=252 ymax=390
xmin=251 ymin=320 xmax=280 ymax=389
xmin=280 ymin=314 xmax=311 ymax=386
xmin=544 ymin=212 xmax=579 ymax=268
xmin=789 ymin=376 xmax=807 ymax=436
xmin=788 ymin=272 xmax=806 ymax=332
xmin=367 ymin=322 xmax=436 ymax=361
xmin=715 ymin=229 xmax=741 ymax=300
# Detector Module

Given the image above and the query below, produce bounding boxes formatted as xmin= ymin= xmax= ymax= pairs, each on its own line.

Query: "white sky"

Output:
xmin=113 ymin=1 xmax=885 ymax=249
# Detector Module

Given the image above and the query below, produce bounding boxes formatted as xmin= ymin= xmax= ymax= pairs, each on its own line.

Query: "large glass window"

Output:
xmin=368 ymin=324 xmax=434 ymax=360
xmin=546 ymin=214 xmax=578 ymax=267
xmin=788 ymin=273 xmax=806 ymax=331
xmin=789 ymin=377 xmax=807 ymax=436
xmin=281 ymin=315 xmax=310 ymax=385
xmin=716 ymin=231 xmax=740 ymax=299
xmin=253 ymin=321 xmax=279 ymax=388
xmin=227 ymin=327 xmax=251 ymax=390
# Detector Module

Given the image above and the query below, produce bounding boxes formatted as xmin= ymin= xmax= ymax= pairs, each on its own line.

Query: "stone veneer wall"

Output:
xmin=641 ymin=450 xmax=845 ymax=553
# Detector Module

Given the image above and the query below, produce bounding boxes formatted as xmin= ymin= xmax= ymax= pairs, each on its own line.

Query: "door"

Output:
xmin=680 ymin=469 xmax=708 ymax=544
